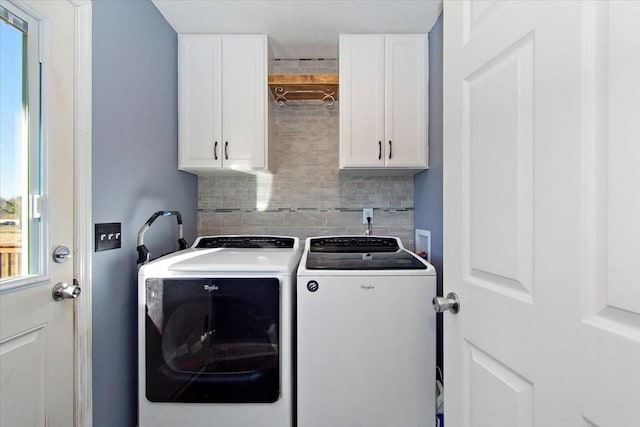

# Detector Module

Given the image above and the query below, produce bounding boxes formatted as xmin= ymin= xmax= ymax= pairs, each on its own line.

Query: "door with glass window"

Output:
xmin=0 ymin=1 xmax=78 ymax=425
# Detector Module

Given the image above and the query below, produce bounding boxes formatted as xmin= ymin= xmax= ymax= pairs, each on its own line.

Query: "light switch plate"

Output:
xmin=95 ymin=222 xmax=122 ymax=252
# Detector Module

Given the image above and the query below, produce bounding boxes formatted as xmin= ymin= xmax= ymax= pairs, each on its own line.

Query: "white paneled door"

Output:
xmin=0 ymin=0 xmax=88 ymax=425
xmin=443 ymin=1 xmax=640 ymax=426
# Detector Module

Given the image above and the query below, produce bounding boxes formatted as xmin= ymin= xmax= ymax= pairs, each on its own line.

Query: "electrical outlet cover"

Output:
xmin=363 ymin=208 xmax=373 ymax=224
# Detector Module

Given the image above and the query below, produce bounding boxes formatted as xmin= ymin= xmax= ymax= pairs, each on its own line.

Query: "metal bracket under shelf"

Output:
xmin=271 ymin=85 xmax=337 ymax=110
xmin=268 ymin=73 xmax=339 ymax=110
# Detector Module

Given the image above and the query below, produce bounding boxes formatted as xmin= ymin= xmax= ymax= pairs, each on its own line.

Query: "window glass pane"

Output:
xmin=0 ymin=5 xmax=40 ymax=284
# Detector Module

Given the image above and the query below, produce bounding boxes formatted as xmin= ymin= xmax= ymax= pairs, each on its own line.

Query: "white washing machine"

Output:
xmin=138 ymin=236 xmax=302 ymax=427
xmin=296 ymin=236 xmax=437 ymax=427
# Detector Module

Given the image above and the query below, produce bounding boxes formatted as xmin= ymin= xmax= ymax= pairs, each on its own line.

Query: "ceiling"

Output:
xmin=151 ymin=0 xmax=443 ymax=59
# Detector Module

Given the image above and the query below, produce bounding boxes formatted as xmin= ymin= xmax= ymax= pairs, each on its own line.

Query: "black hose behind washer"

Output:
xmin=136 ymin=210 xmax=188 ymax=266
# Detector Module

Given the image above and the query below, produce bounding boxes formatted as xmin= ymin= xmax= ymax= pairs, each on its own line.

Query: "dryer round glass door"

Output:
xmin=144 ymin=277 xmax=280 ymax=403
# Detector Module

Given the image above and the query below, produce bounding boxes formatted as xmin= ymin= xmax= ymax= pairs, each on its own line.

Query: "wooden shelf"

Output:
xmin=268 ymin=73 xmax=339 ymax=107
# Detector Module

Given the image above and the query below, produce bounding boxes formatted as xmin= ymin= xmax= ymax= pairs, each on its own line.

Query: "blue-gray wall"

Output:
xmin=415 ymin=12 xmax=443 ymax=370
xmin=92 ymin=1 xmax=197 ymax=425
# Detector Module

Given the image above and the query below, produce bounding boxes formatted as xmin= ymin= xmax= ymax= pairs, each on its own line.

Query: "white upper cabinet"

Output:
xmin=178 ymin=34 xmax=269 ymax=173
xmin=339 ymin=34 xmax=428 ymax=173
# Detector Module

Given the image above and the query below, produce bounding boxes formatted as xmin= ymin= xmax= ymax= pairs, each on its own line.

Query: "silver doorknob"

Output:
xmin=433 ymin=292 xmax=460 ymax=314
xmin=52 ymin=280 xmax=81 ymax=301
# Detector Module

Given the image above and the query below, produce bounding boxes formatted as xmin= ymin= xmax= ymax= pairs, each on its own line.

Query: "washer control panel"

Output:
xmin=310 ymin=236 xmax=400 ymax=253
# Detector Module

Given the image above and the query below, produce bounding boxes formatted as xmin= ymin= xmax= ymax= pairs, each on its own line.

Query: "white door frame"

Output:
xmin=70 ymin=1 xmax=92 ymax=425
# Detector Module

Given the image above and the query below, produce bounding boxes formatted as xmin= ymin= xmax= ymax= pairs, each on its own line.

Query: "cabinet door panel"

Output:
xmin=221 ymin=36 xmax=266 ymax=169
xmin=385 ymin=35 xmax=428 ymax=167
xmin=339 ymin=35 xmax=386 ymax=167
xmin=178 ymin=35 xmax=222 ymax=169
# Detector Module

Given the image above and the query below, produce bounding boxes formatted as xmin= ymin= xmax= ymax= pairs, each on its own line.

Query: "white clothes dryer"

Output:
xmin=296 ymin=236 xmax=437 ymax=427
xmin=138 ymin=236 xmax=302 ymax=427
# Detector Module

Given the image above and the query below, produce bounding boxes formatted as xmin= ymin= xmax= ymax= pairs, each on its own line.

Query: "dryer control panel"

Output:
xmin=195 ymin=236 xmax=295 ymax=249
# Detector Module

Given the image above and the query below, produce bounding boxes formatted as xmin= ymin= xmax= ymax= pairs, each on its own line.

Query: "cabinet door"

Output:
xmin=178 ymin=35 xmax=223 ymax=170
xmin=221 ymin=36 xmax=267 ymax=169
xmin=385 ymin=35 xmax=428 ymax=168
xmin=339 ymin=35 xmax=386 ymax=168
